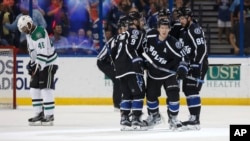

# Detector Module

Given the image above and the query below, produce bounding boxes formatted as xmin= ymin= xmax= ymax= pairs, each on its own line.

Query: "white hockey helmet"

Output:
xmin=17 ymin=15 xmax=33 ymax=33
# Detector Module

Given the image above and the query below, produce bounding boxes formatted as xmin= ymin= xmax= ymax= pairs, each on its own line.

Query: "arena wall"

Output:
xmin=15 ymin=56 xmax=250 ymax=105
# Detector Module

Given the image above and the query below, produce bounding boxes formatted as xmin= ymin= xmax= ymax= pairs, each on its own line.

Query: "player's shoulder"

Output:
xmin=167 ymin=35 xmax=182 ymax=49
xmin=116 ymin=32 xmax=127 ymax=41
xmin=146 ymin=28 xmax=158 ymax=38
xmin=106 ymin=36 xmax=116 ymax=44
xmin=189 ymin=22 xmax=203 ymax=36
xmin=168 ymin=35 xmax=178 ymax=42
xmin=31 ymin=26 xmax=46 ymax=40
xmin=128 ymin=28 xmax=143 ymax=35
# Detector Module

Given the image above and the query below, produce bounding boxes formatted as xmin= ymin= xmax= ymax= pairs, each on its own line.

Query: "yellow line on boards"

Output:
xmin=16 ymin=97 xmax=250 ymax=105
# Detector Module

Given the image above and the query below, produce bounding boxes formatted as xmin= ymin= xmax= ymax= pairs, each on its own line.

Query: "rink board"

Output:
xmin=8 ymin=56 xmax=250 ymax=105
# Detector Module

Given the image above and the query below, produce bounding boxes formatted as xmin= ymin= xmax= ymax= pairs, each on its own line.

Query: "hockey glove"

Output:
xmin=132 ymin=57 xmax=144 ymax=73
xmin=190 ymin=64 xmax=201 ymax=78
xmin=26 ymin=61 xmax=36 ymax=75
xmin=143 ymin=59 xmax=150 ymax=70
xmin=176 ymin=61 xmax=189 ymax=80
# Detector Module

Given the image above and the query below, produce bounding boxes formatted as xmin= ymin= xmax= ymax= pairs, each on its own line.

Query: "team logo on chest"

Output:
xmin=36 ymin=32 xmax=42 ymax=38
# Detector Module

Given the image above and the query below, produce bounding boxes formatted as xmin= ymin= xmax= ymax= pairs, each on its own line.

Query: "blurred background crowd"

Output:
xmin=0 ymin=0 xmax=249 ymax=56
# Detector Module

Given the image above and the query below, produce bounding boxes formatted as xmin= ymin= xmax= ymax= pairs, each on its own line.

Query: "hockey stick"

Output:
xmin=31 ymin=63 xmax=40 ymax=77
xmin=142 ymin=52 xmax=204 ymax=84
xmin=106 ymin=45 xmax=116 ymax=71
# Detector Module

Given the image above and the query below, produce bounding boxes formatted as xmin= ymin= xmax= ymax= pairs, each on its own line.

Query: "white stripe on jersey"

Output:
xmin=187 ymin=29 xmax=207 ymax=64
xmin=165 ymin=41 xmax=182 ymax=58
xmin=147 ymin=34 xmax=157 ymax=38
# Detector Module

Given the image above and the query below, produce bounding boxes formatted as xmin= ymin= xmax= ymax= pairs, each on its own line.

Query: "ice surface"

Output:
xmin=0 ymin=105 xmax=249 ymax=141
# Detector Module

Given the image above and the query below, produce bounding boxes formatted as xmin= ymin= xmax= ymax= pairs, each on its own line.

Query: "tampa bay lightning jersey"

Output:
xmin=144 ymin=29 xmax=183 ymax=79
xmin=112 ymin=27 xmax=145 ymax=78
xmin=178 ymin=21 xmax=208 ymax=65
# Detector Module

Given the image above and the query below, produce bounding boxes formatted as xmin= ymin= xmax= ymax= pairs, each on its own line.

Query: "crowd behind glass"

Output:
xmin=0 ymin=0 xmax=249 ymax=56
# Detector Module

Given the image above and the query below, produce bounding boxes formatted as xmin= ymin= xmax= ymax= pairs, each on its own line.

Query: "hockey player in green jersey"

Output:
xmin=17 ymin=15 xmax=58 ymax=126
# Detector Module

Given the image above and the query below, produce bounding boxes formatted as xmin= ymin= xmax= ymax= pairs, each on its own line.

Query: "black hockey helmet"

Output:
xmin=177 ymin=7 xmax=193 ymax=18
xmin=117 ymin=15 xmax=129 ymax=28
xmin=128 ymin=11 xmax=141 ymax=24
xmin=157 ymin=18 xmax=170 ymax=27
xmin=158 ymin=8 xmax=170 ymax=18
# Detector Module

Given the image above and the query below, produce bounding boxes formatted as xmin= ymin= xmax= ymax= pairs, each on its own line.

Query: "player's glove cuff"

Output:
xmin=132 ymin=57 xmax=143 ymax=73
xmin=26 ymin=61 xmax=36 ymax=75
xmin=132 ymin=57 xmax=143 ymax=63
xmin=190 ymin=63 xmax=201 ymax=77
xmin=176 ymin=61 xmax=189 ymax=80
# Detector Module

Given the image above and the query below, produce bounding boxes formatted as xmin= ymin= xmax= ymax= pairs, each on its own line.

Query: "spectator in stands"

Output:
xmin=172 ymin=0 xmax=187 ymax=21
xmin=86 ymin=29 xmax=94 ymax=45
xmin=0 ymin=3 xmax=13 ymax=45
xmin=107 ymin=0 xmax=132 ymax=35
xmin=88 ymin=0 xmax=106 ymax=53
xmin=102 ymin=0 xmax=113 ymax=20
xmin=231 ymin=0 xmax=250 ymax=26
xmin=217 ymin=0 xmax=232 ymax=43
xmin=88 ymin=0 xmax=100 ymax=18
xmin=1 ymin=0 xmax=20 ymax=48
xmin=74 ymin=28 xmax=95 ymax=55
xmin=32 ymin=0 xmax=45 ymax=16
xmin=229 ymin=0 xmax=240 ymax=27
xmin=146 ymin=2 xmax=161 ymax=29
xmin=137 ymin=0 xmax=151 ymax=16
xmin=45 ymin=0 xmax=69 ymax=36
xmin=229 ymin=9 xmax=250 ymax=55
xmin=66 ymin=31 xmax=77 ymax=53
xmin=4 ymin=1 xmax=47 ymax=54
xmin=1 ymin=0 xmax=15 ymax=9
xmin=50 ymin=24 xmax=69 ymax=55
xmin=67 ymin=28 xmax=95 ymax=55
xmin=66 ymin=0 xmax=90 ymax=33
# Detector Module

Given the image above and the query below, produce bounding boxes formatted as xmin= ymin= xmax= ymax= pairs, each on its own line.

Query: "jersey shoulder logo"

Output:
xmin=194 ymin=28 xmax=201 ymax=34
xmin=132 ymin=29 xmax=139 ymax=35
xmin=175 ymin=41 xmax=182 ymax=49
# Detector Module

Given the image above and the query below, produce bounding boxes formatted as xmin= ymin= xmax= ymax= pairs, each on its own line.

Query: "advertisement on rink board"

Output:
xmin=203 ymin=58 xmax=250 ymax=98
xmin=1 ymin=56 xmax=250 ymax=104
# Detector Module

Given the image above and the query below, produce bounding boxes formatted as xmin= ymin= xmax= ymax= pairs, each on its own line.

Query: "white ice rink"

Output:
xmin=0 ymin=105 xmax=249 ymax=141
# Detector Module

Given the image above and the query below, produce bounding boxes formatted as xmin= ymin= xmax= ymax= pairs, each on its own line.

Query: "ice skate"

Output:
xmin=143 ymin=112 xmax=163 ymax=129
xmin=182 ymin=115 xmax=200 ymax=130
xmin=130 ymin=114 xmax=147 ymax=131
xmin=168 ymin=115 xmax=183 ymax=131
xmin=28 ymin=112 xmax=44 ymax=126
xmin=120 ymin=114 xmax=132 ymax=131
xmin=41 ymin=115 xmax=54 ymax=126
